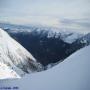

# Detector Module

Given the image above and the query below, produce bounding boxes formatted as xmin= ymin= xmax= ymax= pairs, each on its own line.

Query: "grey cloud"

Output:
xmin=61 ymin=18 xmax=90 ymax=28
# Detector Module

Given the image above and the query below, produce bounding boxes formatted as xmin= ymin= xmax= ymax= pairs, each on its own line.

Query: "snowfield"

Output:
xmin=0 ymin=45 xmax=90 ymax=90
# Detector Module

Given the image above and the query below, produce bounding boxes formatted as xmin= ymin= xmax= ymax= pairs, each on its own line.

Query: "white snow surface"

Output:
xmin=0 ymin=28 xmax=42 ymax=79
xmin=0 ymin=62 xmax=20 ymax=79
xmin=0 ymin=28 xmax=36 ymax=62
xmin=0 ymin=45 xmax=90 ymax=90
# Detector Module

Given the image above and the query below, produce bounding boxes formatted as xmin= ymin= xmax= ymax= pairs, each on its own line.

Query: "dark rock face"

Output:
xmin=67 ymin=33 xmax=90 ymax=55
xmin=8 ymin=30 xmax=71 ymax=66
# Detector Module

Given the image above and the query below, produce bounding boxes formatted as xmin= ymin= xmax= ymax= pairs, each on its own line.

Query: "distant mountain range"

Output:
xmin=0 ymin=23 xmax=90 ymax=67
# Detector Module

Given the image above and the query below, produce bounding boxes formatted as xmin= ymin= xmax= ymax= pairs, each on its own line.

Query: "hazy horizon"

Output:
xmin=0 ymin=0 xmax=90 ymax=33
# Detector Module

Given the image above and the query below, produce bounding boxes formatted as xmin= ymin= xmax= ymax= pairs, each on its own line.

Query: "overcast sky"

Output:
xmin=0 ymin=0 xmax=90 ymax=18
xmin=0 ymin=0 xmax=90 ymax=33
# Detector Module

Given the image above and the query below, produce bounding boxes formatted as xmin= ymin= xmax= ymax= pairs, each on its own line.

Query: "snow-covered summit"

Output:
xmin=0 ymin=28 xmax=43 ymax=79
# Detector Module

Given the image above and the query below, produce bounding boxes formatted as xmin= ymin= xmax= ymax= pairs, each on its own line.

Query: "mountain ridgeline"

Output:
xmin=0 ymin=23 xmax=90 ymax=67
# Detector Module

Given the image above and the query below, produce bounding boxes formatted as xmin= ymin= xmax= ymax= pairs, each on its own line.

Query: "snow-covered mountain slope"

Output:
xmin=6 ymin=25 xmax=83 ymax=44
xmin=0 ymin=28 xmax=43 ymax=79
xmin=46 ymin=29 xmax=83 ymax=44
xmin=77 ymin=33 xmax=90 ymax=45
xmin=67 ymin=33 xmax=90 ymax=55
xmin=1 ymin=45 xmax=90 ymax=90
xmin=0 ymin=62 xmax=20 ymax=79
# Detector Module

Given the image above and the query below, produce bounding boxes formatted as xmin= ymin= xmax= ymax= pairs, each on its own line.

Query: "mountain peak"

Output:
xmin=0 ymin=28 xmax=43 ymax=79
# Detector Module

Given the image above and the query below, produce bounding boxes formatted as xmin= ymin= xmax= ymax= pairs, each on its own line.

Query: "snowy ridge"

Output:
xmin=0 ymin=28 xmax=43 ymax=79
xmin=46 ymin=29 xmax=83 ymax=43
